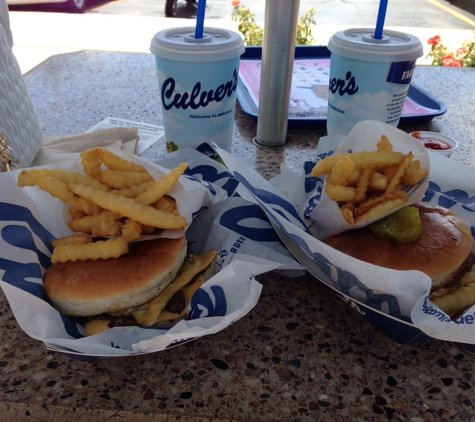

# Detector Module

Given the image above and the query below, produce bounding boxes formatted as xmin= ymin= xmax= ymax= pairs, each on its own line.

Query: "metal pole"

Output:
xmin=254 ymin=0 xmax=300 ymax=147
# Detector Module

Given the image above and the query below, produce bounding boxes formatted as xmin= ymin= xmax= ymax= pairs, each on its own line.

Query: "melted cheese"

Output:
xmin=131 ymin=249 xmax=217 ymax=326
xmin=85 ymin=319 xmax=111 ymax=336
xmin=155 ymin=274 xmax=206 ymax=322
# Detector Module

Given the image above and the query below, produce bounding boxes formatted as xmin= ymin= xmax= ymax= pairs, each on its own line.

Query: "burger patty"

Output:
xmin=164 ymin=289 xmax=187 ymax=313
xmin=76 ymin=245 xmax=214 ymax=331
xmin=434 ymin=251 xmax=475 ymax=292
xmin=83 ymin=289 xmax=186 ymax=329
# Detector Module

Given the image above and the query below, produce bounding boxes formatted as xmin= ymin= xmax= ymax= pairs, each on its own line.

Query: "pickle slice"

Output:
xmin=369 ymin=206 xmax=422 ymax=243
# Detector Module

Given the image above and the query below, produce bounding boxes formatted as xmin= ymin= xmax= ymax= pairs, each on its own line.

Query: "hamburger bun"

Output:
xmin=325 ymin=202 xmax=473 ymax=289
xmin=44 ymin=236 xmax=187 ymax=318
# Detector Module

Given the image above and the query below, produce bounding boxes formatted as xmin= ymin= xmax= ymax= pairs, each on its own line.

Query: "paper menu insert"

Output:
xmin=87 ymin=117 xmax=165 ymax=155
xmin=239 ymin=59 xmax=440 ymax=120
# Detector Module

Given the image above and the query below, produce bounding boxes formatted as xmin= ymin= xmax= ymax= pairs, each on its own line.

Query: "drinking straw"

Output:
xmin=374 ymin=0 xmax=388 ymax=39
xmin=195 ymin=0 xmax=206 ymax=39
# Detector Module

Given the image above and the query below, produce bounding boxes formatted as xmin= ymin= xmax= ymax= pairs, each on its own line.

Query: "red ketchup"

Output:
xmin=411 ymin=131 xmax=451 ymax=151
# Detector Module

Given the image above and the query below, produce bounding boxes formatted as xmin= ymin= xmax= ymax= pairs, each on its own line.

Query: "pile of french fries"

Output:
xmin=18 ymin=148 xmax=188 ymax=263
xmin=311 ymin=135 xmax=428 ymax=224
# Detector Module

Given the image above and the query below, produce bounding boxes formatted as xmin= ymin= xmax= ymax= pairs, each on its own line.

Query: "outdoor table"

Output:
xmin=1 ymin=51 xmax=474 ymax=421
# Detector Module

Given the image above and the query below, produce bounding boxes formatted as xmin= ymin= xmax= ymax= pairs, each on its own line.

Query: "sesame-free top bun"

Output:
xmin=44 ymin=236 xmax=187 ymax=318
xmin=325 ymin=203 xmax=473 ymax=289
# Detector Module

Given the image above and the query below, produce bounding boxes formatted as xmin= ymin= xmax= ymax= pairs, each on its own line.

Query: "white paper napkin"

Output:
xmin=31 ymin=127 xmax=139 ymax=169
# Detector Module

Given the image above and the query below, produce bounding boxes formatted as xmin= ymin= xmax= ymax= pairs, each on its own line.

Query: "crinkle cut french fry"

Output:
xmin=325 ymin=184 xmax=355 ymax=202
xmin=91 ymin=219 xmax=123 ymax=238
xmin=69 ymin=207 xmax=87 ymax=220
xmin=341 ymin=208 xmax=355 ymax=224
xmin=51 ymin=237 xmax=129 ymax=263
xmin=402 ymin=161 xmax=429 ymax=186
xmin=354 ymin=168 xmax=372 ymax=202
xmin=110 ymin=181 xmax=155 ymax=198
xmin=376 ymin=135 xmax=393 ymax=152
xmin=139 ymin=223 xmax=156 ymax=234
xmin=80 ymin=148 xmax=102 ymax=180
xmin=354 ymin=197 xmax=407 ymax=223
xmin=51 ymin=234 xmax=92 ymax=248
xmin=311 ymin=150 xmax=405 ymax=177
xmin=68 ymin=210 xmax=122 ymax=234
xmin=309 ymin=133 xmax=429 ymax=225
xmin=385 ymin=151 xmax=413 ymax=194
xmin=16 ymin=169 xmax=36 ymax=187
xmin=19 ymin=147 xmax=189 ymax=264
xmin=353 ymin=189 xmax=406 ymax=218
xmin=325 ymin=157 xmax=355 ymax=186
xmin=135 ymin=162 xmax=188 ymax=205
xmin=369 ymin=172 xmax=388 ymax=191
xmin=353 ymin=190 xmax=408 ymax=219
xmin=152 ymin=195 xmax=180 ymax=216
xmin=100 ymin=169 xmax=153 ymax=189
xmin=25 ymin=168 xmax=110 ymax=192
xmin=346 ymin=169 xmax=360 ymax=185
xmin=122 ymin=219 xmax=143 ymax=242
xmin=97 ymin=148 xmax=148 ymax=173
xmin=18 ymin=171 xmax=102 ymax=215
xmin=69 ymin=183 xmax=187 ymax=229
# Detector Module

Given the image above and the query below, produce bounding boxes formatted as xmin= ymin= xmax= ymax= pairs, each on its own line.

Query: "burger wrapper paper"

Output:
xmin=214 ymin=121 xmax=475 ymax=346
xmin=0 ymin=147 xmax=303 ymax=358
xmin=305 ymin=120 xmax=430 ymax=240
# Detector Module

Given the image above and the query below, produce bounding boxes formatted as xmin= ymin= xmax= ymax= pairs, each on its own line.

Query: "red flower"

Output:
xmin=456 ymin=46 xmax=468 ymax=56
xmin=443 ymin=54 xmax=453 ymax=66
xmin=427 ymin=35 xmax=441 ymax=46
xmin=231 ymin=0 xmax=240 ymax=6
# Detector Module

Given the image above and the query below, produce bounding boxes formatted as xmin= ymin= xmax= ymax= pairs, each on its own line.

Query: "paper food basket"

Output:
xmin=0 ymin=144 xmax=304 ymax=359
xmin=216 ymin=121 xmax=475 ymax=346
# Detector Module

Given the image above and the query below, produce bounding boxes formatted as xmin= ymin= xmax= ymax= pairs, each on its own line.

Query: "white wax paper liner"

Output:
xmin=215 ymin=124 xmax=475 ymax=345
xmin=303 ymin=120 xmax=430 ymax=239
xmin=0 ymin=146 xmax=304 ymax=357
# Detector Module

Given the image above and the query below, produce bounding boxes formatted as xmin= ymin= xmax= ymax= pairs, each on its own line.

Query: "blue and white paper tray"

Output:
xmin=216 ymin=124 xmax=475 ymax=345
xmin=0 ymin=149 xmax=303 ymax=358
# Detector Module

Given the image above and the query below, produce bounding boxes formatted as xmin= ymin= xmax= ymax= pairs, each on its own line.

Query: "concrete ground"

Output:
xmin=8 ymin=10 xmax=475 ymax=74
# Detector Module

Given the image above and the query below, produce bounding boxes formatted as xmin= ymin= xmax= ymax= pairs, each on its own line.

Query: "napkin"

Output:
xmin=30 ymin=127 xmax=139 ymax=169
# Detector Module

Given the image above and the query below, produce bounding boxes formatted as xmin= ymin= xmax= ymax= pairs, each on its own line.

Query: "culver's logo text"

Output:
xmin=161 ymin=69 xmax=238 ymax=111
xmin=329 ymin=71 xmax=359 ymax=97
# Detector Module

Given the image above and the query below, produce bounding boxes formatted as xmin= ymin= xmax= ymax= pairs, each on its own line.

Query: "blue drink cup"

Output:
xmin=326 ymin=28 xmax=423 ymax=137
xmin=150 ymin=27 xmax=245 ymax=152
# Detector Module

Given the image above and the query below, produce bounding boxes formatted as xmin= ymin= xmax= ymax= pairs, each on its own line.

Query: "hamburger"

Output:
xmin=325 ymin=202 xmax=475 ymax=316
xmin=43 ymin=236 xmax=217 ymax=336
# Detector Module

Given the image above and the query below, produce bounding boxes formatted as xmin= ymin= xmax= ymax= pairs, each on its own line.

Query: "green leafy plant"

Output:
xmin=231 ymin=0 xmax=316 ymax=46
xmin=295 ymin=7 xmax=317 ymax=46
xmin=426 ymin=33 xmax=475 ymax=67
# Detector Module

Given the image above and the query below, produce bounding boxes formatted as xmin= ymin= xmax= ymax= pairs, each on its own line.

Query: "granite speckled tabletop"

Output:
xmin=1 ymin=51 xmax=475 ymax=422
